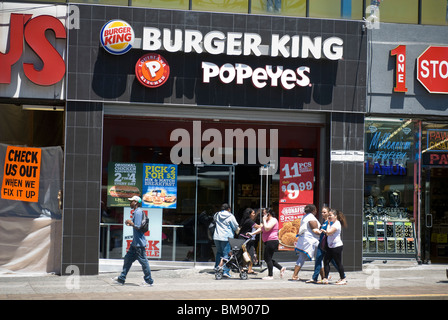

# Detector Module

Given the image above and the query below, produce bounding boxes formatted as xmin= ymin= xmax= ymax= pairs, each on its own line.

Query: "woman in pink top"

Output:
xmin=250 ymin=208 xmax=286 ymax=280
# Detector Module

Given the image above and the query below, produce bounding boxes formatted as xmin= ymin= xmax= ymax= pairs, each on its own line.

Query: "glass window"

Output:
xmin=76 ymin=0 xmax=129 ymax=5
xmin=132 ymin=0 xmax=189 ymax=10
xmin=251 ymin=0 xmax=306 ymax=17
xmin=348 ymin=0 xmax=364 ymax=20
xmin=307 ymin=0 xmax=363 ymax=20
xmin=101 ymin=116 xmax=321 ymax=263
xmin=191 ymin=0 xmax=249 ymax=13
xmin=309 ymin=0 xmax=342 ymax=19
xmin=421 ymin=0 xmax=448 ymax=25
xmin=363 ymin=118 xmax=417 ymax=257
xmin=365 ymin=0 xmax=418 ymax=24
xmin=421 ymin=121 xmax=448 ymax=262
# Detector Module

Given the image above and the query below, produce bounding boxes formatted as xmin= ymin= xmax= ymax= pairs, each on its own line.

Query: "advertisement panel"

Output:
xmin=279 ymin=157 xmax=314 ymax=207
xmin=142 ymin=163 xmax=177 ymax=209
xmin=123 ymin=207 xmax=163 ymax=259
xmin=278 ymin=157 xmax=314 ymax=250
xmin=107 ymin=162 xmax=142 ymax=207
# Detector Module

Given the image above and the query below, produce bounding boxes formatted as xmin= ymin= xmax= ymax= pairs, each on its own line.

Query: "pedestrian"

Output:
xmin=213 ymin=203 xmax=239 ymax=278
xmin=291 ymin=204 xmax=321 ymax=281
xmin=321 ymin=209 xmax=347 ymax=285
xmin=249 ymin=208 xmax=285 ymax=280
xmin=112 ymin=196 xmax=154 ymax=286
xmin=239 ymin=207 xmax=261 ymax=274
xmin=306 ymin=206 xmax=344 ymax=283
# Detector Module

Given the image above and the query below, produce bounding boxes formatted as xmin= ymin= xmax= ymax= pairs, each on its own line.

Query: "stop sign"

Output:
xmin=417 ymin=46 xmax=448 ymax=94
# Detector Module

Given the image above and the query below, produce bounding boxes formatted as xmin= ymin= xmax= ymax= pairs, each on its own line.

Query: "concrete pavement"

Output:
xmin=0 ymin=260 xmax=447 ymax=300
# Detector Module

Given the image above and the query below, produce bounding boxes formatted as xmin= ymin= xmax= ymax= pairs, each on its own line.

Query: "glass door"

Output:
xmin=194 ymin=165 xmax=235 ymax=263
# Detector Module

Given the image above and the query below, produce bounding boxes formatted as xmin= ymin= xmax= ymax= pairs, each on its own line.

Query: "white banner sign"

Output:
xmin=122 ymin=207 xmax=163 ymax=259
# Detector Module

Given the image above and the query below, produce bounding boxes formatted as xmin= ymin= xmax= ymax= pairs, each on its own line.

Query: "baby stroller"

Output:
xmin=215 ymin=236 xmax=251 ymax=280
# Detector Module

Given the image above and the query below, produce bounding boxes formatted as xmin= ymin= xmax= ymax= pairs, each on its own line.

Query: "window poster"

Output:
xmin=123 ymin=207 xmax=163 ymax=259
xmin=107 ymin=162 xmax=142 ymax=207
xmin=2 ymin=146 xmax=41 ymax=202
xmin=278 ymin=157 xmax=314 ymax=250
xmin=142 ymin=163 xmax=178 ymax=209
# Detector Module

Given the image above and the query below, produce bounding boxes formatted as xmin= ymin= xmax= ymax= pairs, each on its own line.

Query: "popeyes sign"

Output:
xmin=391 ymin=45 xmax=448 ymax=94
xmin=0 ymin=12 xmax=66 ymax=86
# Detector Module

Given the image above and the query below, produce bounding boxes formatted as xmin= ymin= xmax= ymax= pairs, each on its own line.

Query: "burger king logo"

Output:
xmin=135 ymin=53 xmax=170 ymax=88
xmin=100 ymin=20 xmax=135 ymax=55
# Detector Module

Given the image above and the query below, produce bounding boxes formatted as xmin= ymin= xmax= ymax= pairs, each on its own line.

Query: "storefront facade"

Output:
xmin=63 ymin=4 xmax=366 ymax=274
xmin=365 ymin=22 xmax=448 ymax=263
xmin=0 ymin=2 xmax=66 ymax=274
xmin=5 ymin=1 xmax=447 ymax=276
xmin=0 ymin=1 xmax=448 ymax=274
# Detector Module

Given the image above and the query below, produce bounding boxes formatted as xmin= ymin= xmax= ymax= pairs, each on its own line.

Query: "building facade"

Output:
xmin=0 ymin=1 xmax=447 ymax=276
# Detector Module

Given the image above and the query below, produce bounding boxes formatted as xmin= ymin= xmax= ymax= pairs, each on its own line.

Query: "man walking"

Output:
xmin=113 ymin=196 xmax=154 ymax=286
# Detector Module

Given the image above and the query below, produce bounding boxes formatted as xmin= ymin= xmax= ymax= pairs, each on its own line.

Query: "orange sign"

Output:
xmin=2 ymin=146 xmax=41 ymax=202
xmin=135 ymin=53 xmax=170 ymax=88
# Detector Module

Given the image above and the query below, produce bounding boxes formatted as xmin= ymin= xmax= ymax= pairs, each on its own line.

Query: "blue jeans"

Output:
xmin=118 ymin=245 xmax=153 ymax=284
xmin=214 ymin=240 xmax=231 ymax=270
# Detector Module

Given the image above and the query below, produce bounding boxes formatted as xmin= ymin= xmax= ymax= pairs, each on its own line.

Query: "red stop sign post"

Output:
xmin=417 ymin=46 xmax=448 ymax=94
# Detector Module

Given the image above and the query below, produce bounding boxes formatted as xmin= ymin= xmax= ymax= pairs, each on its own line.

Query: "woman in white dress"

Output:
xmin=291 ymin=204 xmax=321 ymax=281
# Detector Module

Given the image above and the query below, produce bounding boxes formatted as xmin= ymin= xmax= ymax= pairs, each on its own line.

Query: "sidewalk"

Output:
xmin=0 ymin=260 xmax=447 ymax=300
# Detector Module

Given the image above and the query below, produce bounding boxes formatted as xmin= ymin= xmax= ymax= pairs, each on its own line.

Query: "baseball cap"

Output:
xmin=128 ymin=195 xmax=141 ymax=203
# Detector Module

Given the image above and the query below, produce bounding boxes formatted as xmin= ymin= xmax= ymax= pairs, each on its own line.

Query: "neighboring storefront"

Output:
xmin=63 ymin=3 xmax=367 ymax=274
xmin=365 ymin=22 xmax=448 ymax=263
xmin=0 ymin=2 xmax=66 ymax=274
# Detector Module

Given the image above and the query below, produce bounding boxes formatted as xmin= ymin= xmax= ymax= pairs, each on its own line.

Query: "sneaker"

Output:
xmin=223 ymin=272 xmax=232 ymax=278
xmin=262 ymin=276 xmax=274 ymax=280
xmin=140 ymin=281 xmax=153 ymax=287
xmin=111 ymin=277 xmax=124 ymax=285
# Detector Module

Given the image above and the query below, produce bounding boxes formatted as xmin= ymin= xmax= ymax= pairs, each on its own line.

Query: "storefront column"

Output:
xmin=62 ymin=101 xmax=104 ymax=275
xmin=329 ymin=112 xmax=365 ymax=271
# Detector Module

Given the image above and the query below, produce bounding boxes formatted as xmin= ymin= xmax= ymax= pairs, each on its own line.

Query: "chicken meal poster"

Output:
xmin=278 ymin=157 xmax=314 ymax=250
xmin=107 ymin=162 xmax=142 ymax=207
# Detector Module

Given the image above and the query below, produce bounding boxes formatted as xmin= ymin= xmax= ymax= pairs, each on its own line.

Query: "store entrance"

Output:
xmin=195 ymin=165 xmax=234 ymax=262
xmin=194 ymin=164 xmax=274 ymax=262
xmin=422 ymin=168 xmax=448 ymax=263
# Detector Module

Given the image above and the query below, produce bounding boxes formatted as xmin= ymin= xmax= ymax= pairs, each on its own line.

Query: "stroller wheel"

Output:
xmin=215 ymin=272 xmax=223 ymax=280
xmin=240 ymin=271 xmax=248 ymax=280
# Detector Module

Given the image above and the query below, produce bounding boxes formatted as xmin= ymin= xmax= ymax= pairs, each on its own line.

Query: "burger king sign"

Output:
xmin=100 ymin=20 xmax=135 ymax=55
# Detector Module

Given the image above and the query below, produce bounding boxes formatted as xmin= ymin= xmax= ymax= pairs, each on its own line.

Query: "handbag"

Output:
xmin=320 ymin=234 xmax=328 ymax=251
xmin=207 ymin=212 xmax=218 ymax=240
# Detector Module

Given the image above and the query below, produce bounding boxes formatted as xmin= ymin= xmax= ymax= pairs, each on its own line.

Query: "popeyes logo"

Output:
xmin=135 ymin=53 xmax=170 ymax=88
xmin=100 ymin=20 xmax=135 ymax=55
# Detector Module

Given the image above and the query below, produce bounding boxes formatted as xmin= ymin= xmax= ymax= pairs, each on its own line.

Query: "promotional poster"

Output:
xmin=123 ymin=207 xmax=163 ymax=259
xmin=278 ymin=157 xmax=314 ymax=250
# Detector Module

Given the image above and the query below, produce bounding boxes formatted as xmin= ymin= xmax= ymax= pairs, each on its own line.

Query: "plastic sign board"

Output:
xmin=0 ymin=13 xmax=66 ymax=85
xmin=123 ymin=207 xmax=162 ymax=259
xmin=135 ymin=53 xmax=170 ymax=88
xmin=417 ymin=46 xmax=448 ymax=94
xmin=100 ymin=20 xmax=135 ymax=55
xmin=2 ymin=146 xmax=41 ymax=202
